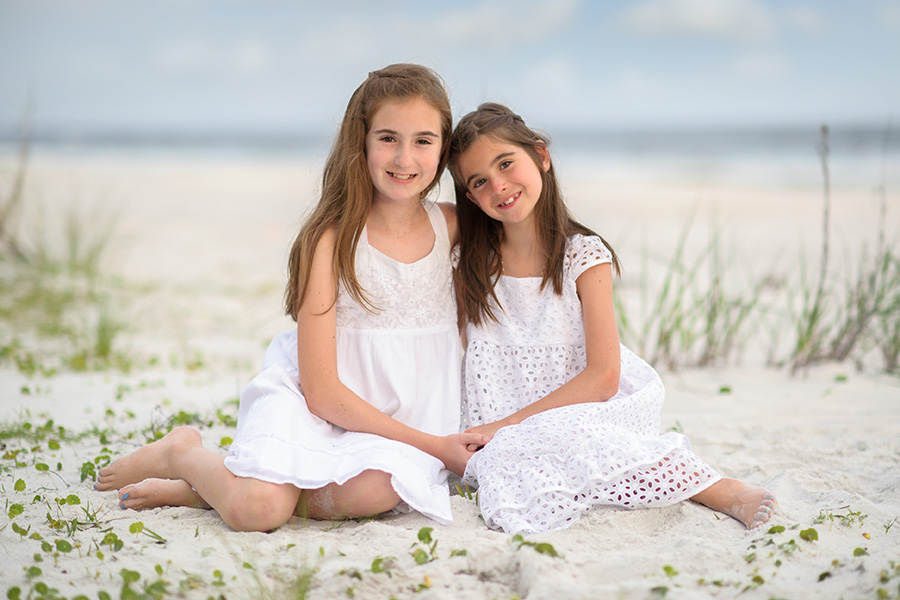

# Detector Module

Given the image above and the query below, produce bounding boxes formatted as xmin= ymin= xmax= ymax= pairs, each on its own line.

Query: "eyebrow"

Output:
xmin=465 ymin=151 xmax=515 ymax=188
xmin=372 ymin=128 xmax=440 ymax=138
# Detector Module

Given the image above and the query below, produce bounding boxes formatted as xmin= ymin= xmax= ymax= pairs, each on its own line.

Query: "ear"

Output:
xmin=535 ymin=146 xmax=551 ymax=172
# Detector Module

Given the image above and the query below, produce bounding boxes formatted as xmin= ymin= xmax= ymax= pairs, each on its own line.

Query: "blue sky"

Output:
xmin=1 ymin=0 xmax=898 ymax=136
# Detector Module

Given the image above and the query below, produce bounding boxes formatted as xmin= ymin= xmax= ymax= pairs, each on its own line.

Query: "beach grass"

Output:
xmin=0 ymin=136 xmax=131 ymax=375
xmin=614 ymin=123 xmax=898 ymax=376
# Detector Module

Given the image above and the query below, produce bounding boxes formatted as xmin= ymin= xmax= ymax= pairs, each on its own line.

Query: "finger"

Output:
xmin=460 ymin=432 xmax=489 ymax=444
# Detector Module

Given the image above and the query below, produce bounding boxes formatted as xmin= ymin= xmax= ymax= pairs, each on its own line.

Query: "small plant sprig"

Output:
xmin=814 ymin=508 xmax=868 ymax=529
xmin=455 ymin=481 xmax=477 ymax=502
xmin=410 ymin=527 xmax=439 ymax=565
xmin=510 ymin=534 xmax=561 ymax=558
xmin=129 ymin=521 xmax=167 ymax=544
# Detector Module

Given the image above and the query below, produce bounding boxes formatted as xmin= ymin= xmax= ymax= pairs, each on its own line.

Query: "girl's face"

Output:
xmin=365 ymin=96 xmax=444 ymax=206
xmin=457 ymin=135 xmax=550 ymax=228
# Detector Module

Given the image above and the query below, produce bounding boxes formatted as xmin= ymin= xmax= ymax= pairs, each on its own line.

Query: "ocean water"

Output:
xmin=2 ymin=124 xmax=896 ymax=188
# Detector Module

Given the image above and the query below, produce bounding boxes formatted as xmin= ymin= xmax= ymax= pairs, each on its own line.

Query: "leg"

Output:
xmin=98 ymin=426 xmax=301 ymax=532
xmin=299 ymin=469 xmax=401 ymax=520
xmin=118 ymin=479 xmax=211 ymax=511
xmin=691 ymin=478 xmax=776 ymax=529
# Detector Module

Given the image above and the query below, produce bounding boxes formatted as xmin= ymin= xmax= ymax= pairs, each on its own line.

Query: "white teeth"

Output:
xmin=499 ymin=193 xmax=518 ymax=207
xmin=389 ymin=172 xmax=415 ymax=180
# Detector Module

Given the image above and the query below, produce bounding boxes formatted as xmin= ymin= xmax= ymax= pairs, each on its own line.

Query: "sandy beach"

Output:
xmin=2 ymin=146 xmax=899 ymax=599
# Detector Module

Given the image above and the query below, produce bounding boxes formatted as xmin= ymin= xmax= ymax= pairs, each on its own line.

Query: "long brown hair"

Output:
xmin=285 ymin=64 xmax=452 ymax=320
xmin=448 ymin=102 xmax=621 ymax=327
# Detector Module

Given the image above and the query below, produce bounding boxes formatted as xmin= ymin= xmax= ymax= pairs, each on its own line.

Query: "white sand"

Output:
xmin=1 ymin=149 xmax=899 ymax=599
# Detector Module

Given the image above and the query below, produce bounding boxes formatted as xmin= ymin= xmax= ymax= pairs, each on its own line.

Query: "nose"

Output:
xmin=491 ymin=175 xmax=508 ymax=196
xmin=394 ymin=141 xmax=413 ymax=167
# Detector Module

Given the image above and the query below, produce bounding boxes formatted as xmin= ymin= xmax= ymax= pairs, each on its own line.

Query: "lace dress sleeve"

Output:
xmin=567 ymin=234 xmax=613 ymax=280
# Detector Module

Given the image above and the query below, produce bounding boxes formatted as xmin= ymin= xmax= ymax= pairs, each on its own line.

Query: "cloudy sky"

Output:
xmin=1 ymin=0 xmax=898 ymax=137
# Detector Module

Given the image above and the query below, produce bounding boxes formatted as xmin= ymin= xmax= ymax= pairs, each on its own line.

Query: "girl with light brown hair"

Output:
xmin=96 ymin=64 xmax=487 ymax=531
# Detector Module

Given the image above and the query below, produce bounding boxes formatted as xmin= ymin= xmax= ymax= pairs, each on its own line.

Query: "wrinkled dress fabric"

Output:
xmin=225 ymin=202 xmax=461 ymax=523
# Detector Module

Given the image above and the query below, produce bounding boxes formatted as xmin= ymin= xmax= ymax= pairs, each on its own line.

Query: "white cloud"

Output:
xmin=153 ymin=37 xmax=273 ymax=76
xmin=622 ymin=0 xmax=776 ymax=42
xmin=733 ymin=52 xmax=788 ymax=78
xmin=436 ymin=0 xmax=581 ymax=44
xmin=292 ymin=0 xmax=581 ymax=64
xmin=878 ymin=2 xmax=900 ymax=31
xmin=609 ymin=68 xmax=665 ymax=99
xmin=781 ymin=5 xmax=826 ymax=35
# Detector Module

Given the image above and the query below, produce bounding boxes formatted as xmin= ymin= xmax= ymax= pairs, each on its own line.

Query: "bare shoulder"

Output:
xmin=311 ymin=225 xmax=338 ymax=259
xmin=437 ymin=202 xmax=459 ymax=245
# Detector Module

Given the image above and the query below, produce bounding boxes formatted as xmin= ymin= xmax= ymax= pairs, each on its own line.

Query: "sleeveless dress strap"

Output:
xmin=425 ymin=201 xmax=450 ymax=255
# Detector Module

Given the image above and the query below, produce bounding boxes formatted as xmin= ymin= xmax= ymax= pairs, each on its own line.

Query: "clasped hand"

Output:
xmin=437 ymin=432 xmax=491 ymax=477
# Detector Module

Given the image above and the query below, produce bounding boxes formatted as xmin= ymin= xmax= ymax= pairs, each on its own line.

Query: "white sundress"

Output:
xmin=461 ymin=234 xmax=721 ymax=534
xmin=224 ymin=202 xmax=461 ymax=524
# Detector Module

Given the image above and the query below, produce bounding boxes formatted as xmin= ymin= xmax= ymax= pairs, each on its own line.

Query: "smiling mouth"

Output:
xmin=498 ymin=192 xmax=520 ymax=207
xmin=388 ymin=171 xmax=416 ymax=181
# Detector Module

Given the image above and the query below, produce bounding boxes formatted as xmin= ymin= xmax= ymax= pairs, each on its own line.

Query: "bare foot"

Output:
xmin=118 ymin=478 xmax=211 ymax=511
xmin=692 ymin=478 xmax=777 ymax=529
xmin=95 ymin=426 xmax=202 ymax=492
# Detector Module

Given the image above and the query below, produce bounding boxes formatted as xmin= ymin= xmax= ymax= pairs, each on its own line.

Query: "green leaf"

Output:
xmin=129 ymin=522 xmax=145 ymax=535
xmin=853 ymin=547 xmax=868 ymax=557
xmin=532 ymin=543 xmax=559 ymax=557
xmin=120 ymin=568 xmax=140 ymax=584
xmin=767 ymin=525 xmax=785 ymax=534
xmin=799 ymin=528 xmax=819 ymax=542
xmin=417 ymin=527 xmax=433 ymax=544
xmin=55 ymin=539 xmax=73 ymax=553
xmin=371 ymin=556 xmax=394 ymax=574
xmin=34 ymin=463 xmax=49 ymax=472
xmin=8 ymin=504 xmax=24 ymax=519
xmin=80 ymin=461 xmax=97 ymax=482
xmin=65 ymin=494 xmax=80 ymax=505
xmin=14 ymin=479 xmax=25 ymax=492
xmin=819 ymin=571 xmax=832 ymax=581
xmin=412 ymin=548 xmax=429 ymax=565
xmin=663 ymin=565 xmax=678 ymax=577
xmin=48 ymin=440 xmax=60 ymax=450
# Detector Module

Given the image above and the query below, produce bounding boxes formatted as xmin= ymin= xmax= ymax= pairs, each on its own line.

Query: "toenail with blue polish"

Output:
xmin=119 ymin=503 xmax=125 ymax=509
xmin=122 ymin=493 xmax=129 ymax=500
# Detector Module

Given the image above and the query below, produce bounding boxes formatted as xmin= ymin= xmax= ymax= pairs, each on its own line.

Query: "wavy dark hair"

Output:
xmin=284 ymin=63 xmax=452 ymax=320
xmin=448 ymin=102 xmax=621 ymax=326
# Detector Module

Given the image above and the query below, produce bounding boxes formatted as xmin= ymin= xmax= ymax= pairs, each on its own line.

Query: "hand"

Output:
xmin=436 ymin=432 xmax=490 ymax=477
xmin=465 ymin=420 xmax=508 ymax=441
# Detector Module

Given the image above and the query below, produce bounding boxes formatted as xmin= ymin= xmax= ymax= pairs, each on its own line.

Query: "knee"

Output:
xmin=221 ymin=484 xmax=297 ymax=532
xmin=344 ymin=470 xmax=401 ymax=517
xmin=305 ymin=470 xmax=401 ymax=520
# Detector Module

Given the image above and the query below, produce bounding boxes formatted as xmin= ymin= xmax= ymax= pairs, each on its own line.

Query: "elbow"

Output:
xmin=299 ymin=382 xmax=331 ymax=420
xmin=594 ymin=367 xmax=621 ymax=402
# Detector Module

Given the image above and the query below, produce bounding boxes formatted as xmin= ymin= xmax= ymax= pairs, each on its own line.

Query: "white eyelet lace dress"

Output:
xmin=461 ymin=234 xmax=721 ymax=534
xmin=224 ymin=202 xmax=461 ymax=524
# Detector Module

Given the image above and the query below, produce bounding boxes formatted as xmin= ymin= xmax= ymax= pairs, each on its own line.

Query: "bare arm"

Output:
xmin=466 ymin=262 xmax=621 ymax=438
xmin=296 ymin=228 xmax=485 ymax=475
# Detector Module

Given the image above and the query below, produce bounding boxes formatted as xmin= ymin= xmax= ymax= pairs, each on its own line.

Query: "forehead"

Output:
xmin=458 ymin=136 xmax=518 ymax=174
xmin=368 ymin=97 xmax=443 ymax=133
